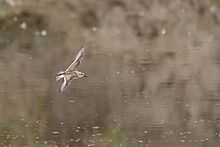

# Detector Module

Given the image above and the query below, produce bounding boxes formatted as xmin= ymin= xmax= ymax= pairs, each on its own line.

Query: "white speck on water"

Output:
xmin=193 ymin=121 xmax=197 ymax=124
xmin=137 ymin=140 xmax=144 ymax=143
xmin=210 ymin=6 xmax=216 ymax=13
xmin=12 ymin=136 xmax=16 ymax=140
xmin=161 ymin=29 xmax=166 ymax=35
xmin=92 ymin=126 xmax=100 ymax=129
xmin=13 ymin=16 xmax=18 ymax=22
xmin=205 ymin=138 xmax=208 ymax=141
xmin=124 ymin=100 xmax=128 ymax=103
xmin=70 ymin=139 xmax=74 ymax=142
xmin=6 ymin=134 xmax=10 ymax=139
xmin=116 ymin=71 xmax=120 ymax=74
xmin=75 ymin=138 xmax=81 ymax=142
xmin=180 ymin=140 xmax=185 ymax=143
xmin=44 ymin=141 xmax=48 ymax=144
xmin=180 ymin=8 xmax=185 ymax=13
xmin=188 ymin=31 xmax=192 ymax=36
xmin=144 ymin=130 xmax=148 ymax=134
xmin=60 ymin=122 xmax=64 ymax=125
xmin=68 ymin=100 xmax=75 ymax=103
xmin=97 ymin=133 xmax=102 ymax=136
xmin=52 ymin=131 xmax=59 ymax=134
xmin=138 ymin=11 xmax=145 ymax=16
xmin=145 ymin=49 xmax=150 ymax=52
xmin=160 ymin=120 xmax=165 ymax=124
xmin=20 ymin=22 xmax=27 ymax=30
xmin=70 ymin=13 xmax=76 ymax=18
xmin=187 ymin=131 xmax=191 ymax=134
xmin=75 ymin=129 xmax=80 ymax=133
xmin=131 ymin=70 xmax=135 ymax=74
xmin=41 ymin=30 xmax=47 ymax=36
xmin=88 ymin=140 xmax=95 ymax=143
xmin=92 ymin=26 xmax=98 ymax=32
xmin=88 ymin=144 xmax=95 ymax=147
xmin=200 ymin=119 xmax=204 ymax=122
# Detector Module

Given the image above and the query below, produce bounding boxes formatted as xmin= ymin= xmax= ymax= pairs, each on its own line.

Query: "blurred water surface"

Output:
xmin=1 ymin=46 xmax=220 ymax=147
xmin=0 ymin=0 xmax=220 ymax=147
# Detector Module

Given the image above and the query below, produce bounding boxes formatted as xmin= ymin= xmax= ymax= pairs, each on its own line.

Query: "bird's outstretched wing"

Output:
xmin=59 ymin=77 xmax=67 ymax=92
xmin=59 ymin=77 xmax=72 ymax=92
xmin=65 ymin=46 xmax=85 ymax=71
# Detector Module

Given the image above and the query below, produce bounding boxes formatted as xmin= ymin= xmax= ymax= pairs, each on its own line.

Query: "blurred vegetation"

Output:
xmin=103 ymin=123 xmax=127 ymax=147
xmin=0 ymin=0 xmax=4 ymax=6
xmin=35 ymin=96 xmax=45 ymax=114
xmin=0 ymin=2 xmax=7 ymax=18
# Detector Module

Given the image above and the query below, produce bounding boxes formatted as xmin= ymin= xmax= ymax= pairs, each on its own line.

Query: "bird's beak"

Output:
xmin=84 ymin=75 xmax=88 ymax=78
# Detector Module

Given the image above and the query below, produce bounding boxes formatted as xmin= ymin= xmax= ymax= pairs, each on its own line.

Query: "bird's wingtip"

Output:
xmin=79 ymin=45 xmax=85 ymax=50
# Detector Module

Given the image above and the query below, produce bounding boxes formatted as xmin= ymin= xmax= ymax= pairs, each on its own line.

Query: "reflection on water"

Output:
xmin=0 ymin=3 xmax=220 ymax=147
xmin=1 ymin=49 xmax=220 ymax=147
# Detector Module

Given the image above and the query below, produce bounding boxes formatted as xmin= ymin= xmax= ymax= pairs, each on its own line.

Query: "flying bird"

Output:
xmin=56 ymin=46 xmax=87 ymax=92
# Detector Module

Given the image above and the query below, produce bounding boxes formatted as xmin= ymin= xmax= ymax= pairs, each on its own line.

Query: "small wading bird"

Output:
xmin=56 ymin=46 xmax=87 ymax=92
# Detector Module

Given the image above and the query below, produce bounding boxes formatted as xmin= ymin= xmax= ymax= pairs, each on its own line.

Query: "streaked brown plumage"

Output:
xmin=56 ymin=46 xmax=87 ymax=92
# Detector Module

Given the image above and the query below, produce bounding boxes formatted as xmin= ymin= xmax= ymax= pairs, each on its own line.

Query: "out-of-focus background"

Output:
xmin=0 ymin=0 xmax=220 ymax=146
